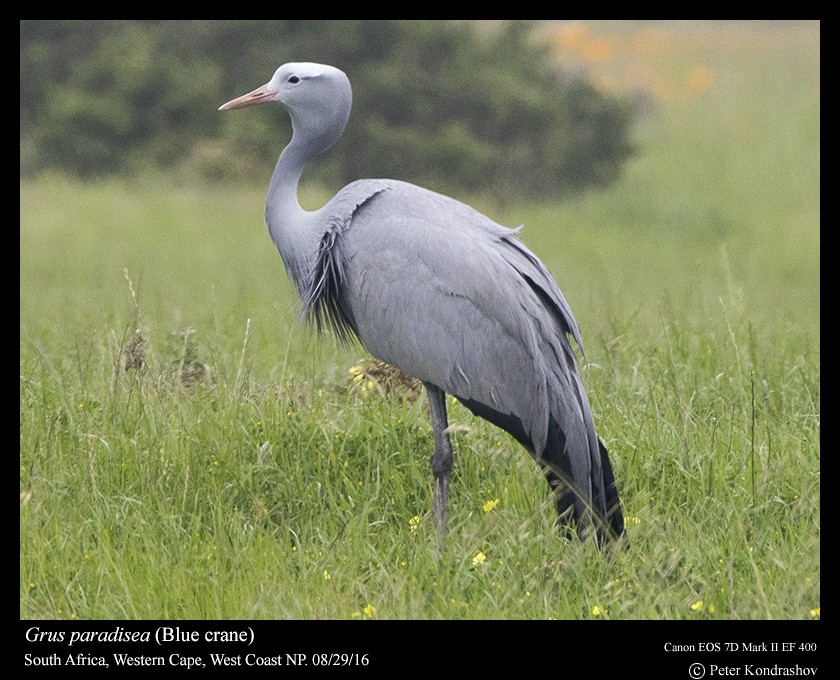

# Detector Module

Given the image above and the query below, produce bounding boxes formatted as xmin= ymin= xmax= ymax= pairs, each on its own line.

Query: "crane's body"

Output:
xmin=221 ymin=62 xmax=625 ymax=544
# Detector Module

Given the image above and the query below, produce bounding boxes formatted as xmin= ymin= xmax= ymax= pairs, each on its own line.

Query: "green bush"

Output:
xmin=20 ymin=20 xmax=635 ymax=199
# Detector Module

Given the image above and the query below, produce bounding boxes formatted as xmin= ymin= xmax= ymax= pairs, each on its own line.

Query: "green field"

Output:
xmin=20 ymin=22 xmax=819 ymax=620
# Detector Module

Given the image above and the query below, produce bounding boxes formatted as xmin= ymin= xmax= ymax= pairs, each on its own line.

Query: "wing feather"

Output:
xmin=332 ymin=182 xmax=590 ymax=462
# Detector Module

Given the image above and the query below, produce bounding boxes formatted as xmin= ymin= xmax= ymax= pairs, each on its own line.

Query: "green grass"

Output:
xmin=20 ymin=22 xmax=819 ymax=620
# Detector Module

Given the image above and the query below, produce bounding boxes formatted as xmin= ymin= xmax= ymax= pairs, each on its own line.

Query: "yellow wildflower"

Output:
xmin=362 ymin=604 xmax=375 ymax=619
xmin=809 ymin=607 xmax=820 ymax=619
xmin=482 ymin=498 xmax=500 ymax=514
xmin=691 ymin=599 xmax=704 ymax=611
xmin=408 ymin=515 xmax=420 ymax=534
xmin=472 ymin=551 xmax=487 ymax=566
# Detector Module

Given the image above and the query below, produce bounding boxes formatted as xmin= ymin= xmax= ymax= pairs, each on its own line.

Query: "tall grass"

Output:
xmin=20 ymin=22 xmax=818 ymax=620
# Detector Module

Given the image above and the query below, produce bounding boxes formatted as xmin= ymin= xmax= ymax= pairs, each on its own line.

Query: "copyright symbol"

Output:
xmin=689 ymin=663 xmax=706 ymax=678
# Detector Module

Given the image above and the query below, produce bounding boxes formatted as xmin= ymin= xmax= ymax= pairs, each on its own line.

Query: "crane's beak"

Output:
xmin=219 ymin=84 xmax=278 ymax=111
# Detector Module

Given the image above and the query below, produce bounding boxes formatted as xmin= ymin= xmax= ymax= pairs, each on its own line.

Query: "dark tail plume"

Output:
xmin=540 ymin=417 xmax=626 ymax=546
xmin=457 ymin=396 xmax=625 ymax=548
xmin=594 ymin=437 xmax=626 ymax=544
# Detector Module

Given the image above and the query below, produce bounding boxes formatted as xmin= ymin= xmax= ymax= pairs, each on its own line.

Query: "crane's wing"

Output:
xmin=306 ymin=180 xmax=607 ymax=523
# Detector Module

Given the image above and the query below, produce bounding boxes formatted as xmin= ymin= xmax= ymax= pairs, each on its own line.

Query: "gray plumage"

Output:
xmin=220 ymin=62 xmax=625 ymax=544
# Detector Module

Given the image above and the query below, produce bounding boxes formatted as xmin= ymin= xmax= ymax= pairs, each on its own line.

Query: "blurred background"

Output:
xmin=20 ymin=19 xmax=820 ymax=335
xmin=20 ymin=20 xmax=638 ymax=199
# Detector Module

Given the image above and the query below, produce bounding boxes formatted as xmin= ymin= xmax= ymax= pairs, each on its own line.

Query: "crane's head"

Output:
xmin=219 ymin=63 xmax=352 ymax=154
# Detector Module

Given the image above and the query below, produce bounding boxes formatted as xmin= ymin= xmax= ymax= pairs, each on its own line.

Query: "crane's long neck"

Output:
xmin=264 ymin=104 xmax=350 ymax=296
xmin=265 ymin=129 xmax=318 ymax=294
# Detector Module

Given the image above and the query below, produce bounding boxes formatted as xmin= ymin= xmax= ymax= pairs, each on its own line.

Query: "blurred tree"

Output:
xmin=20 ymin=20 xmax=635 ymax=200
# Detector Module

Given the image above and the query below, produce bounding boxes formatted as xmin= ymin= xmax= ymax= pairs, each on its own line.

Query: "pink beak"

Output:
xmin=219 ymin=84 xmax=278 ymax=111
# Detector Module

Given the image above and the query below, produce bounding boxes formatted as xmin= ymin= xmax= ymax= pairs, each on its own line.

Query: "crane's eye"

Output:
xmin=288 ymin=76 xmax=300 ymax=84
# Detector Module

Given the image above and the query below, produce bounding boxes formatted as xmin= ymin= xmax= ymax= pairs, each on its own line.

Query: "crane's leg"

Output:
xmin=424 ymin=383 xmax=453 ymax=540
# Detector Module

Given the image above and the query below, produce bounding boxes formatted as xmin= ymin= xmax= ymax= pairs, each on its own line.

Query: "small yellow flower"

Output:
xmin=400 ymin=560 xmax=407 ymax=568
xmin=291 ymin=546 xmax=297 ymax=552
xmin=707 ymin=603 xmax=716 ymax=614
xmin=408 ymin=515 xmax=420 ymax=534
xmin=482 ymin=498 xmax=500 ymax=514
xmin=471 ymin=551 xmax=487 ymax=566
xmin=362 ymin=603 xmax=375 ymax=619
xmin=323 ymin=570 xmax=331 ymax=580
xmin=349 ymin=365 xmax=364 ymax=381
xmin=625 ymin=515 xmax=641 ymax=526
xmin=809 ymin=607 xmax=820 ymax=619
xmin=691 ymin=599 xmax=704 ymax=611
xmin=591 ymin=605 xmax=603 ymax=616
